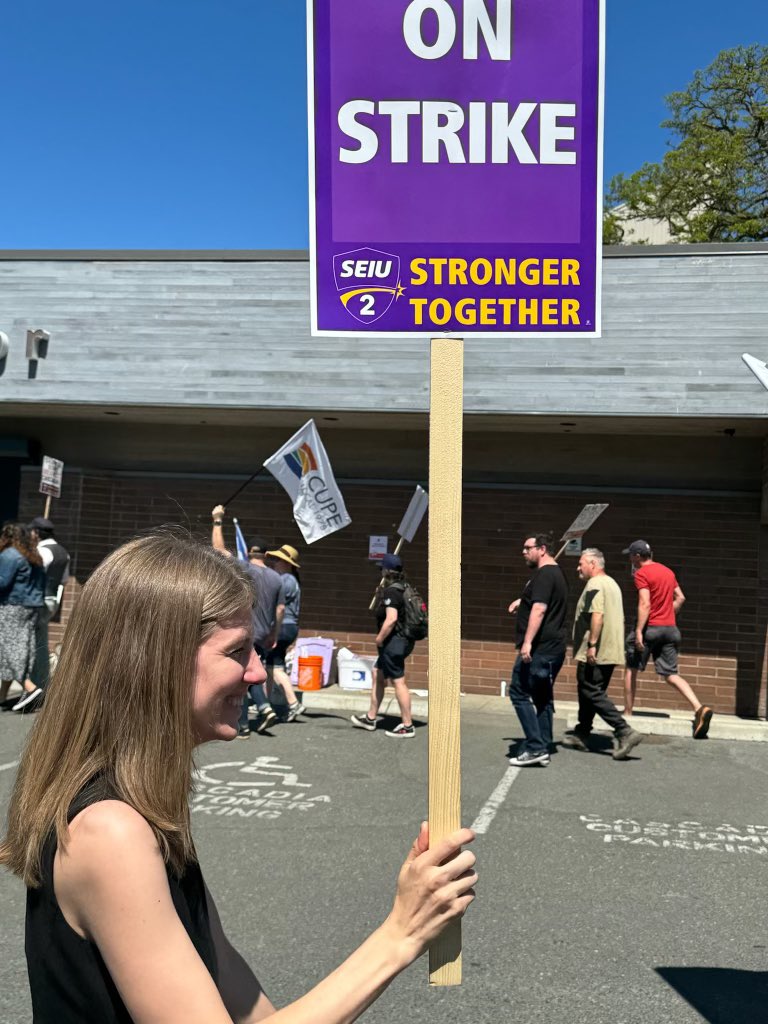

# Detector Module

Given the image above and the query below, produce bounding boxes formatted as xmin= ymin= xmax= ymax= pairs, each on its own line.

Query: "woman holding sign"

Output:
xmin=0 ymin=533 xmax=476 ymax=1023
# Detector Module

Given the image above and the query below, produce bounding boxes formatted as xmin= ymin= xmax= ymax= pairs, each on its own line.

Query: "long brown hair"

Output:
xmin=0 ymin=532 xmax=254 ymax=886
xmin=0 ymin=522 xmax=42 ymax=566
xmin=381 ymin=568 xmax=405 ymax=588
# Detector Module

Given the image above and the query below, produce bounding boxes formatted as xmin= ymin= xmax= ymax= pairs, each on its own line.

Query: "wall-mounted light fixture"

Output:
xmin=26 ymin=329 xmax=50 ymax=361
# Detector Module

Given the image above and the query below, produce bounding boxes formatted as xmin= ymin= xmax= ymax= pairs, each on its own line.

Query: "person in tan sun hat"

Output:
xmin=265 ymin=544 xmax=305 ymax=720
xmin=266 ymin=544 xmax=301 ymax=570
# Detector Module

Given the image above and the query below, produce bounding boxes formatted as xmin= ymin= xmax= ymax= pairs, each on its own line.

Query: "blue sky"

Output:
xmin=1 ymin=0 xmax=765 ymax=248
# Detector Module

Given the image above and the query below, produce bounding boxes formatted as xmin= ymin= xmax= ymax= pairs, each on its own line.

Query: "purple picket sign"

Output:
xmin=307 ymin=0 xmax=604 ymax=337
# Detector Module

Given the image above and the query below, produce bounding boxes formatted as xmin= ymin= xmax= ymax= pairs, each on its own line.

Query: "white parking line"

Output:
xmin=0 ymin=760 xmax=19 ymax=773
xmin=471 ymin=766 xmax=521 ymax=835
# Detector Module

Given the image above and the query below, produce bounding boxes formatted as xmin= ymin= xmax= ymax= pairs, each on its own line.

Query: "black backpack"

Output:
xmin=390 ymin=581 xmax=428 ymax=642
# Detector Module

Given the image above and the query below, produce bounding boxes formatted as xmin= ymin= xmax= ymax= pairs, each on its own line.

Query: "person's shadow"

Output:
xmin=656 ymin=966 xmax=768 ymax=1022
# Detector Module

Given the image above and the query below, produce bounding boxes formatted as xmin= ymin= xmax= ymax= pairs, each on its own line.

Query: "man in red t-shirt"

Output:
xmin=625 ymin=540 xmax=713 ymax=739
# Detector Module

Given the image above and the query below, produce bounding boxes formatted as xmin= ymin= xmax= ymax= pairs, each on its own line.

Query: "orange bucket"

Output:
xmin=297 ymin=654 xmax=324 ymax=691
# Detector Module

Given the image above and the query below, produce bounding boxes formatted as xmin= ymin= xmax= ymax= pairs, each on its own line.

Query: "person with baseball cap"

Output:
xmin=625 ymin=539 xmax=713 ymax=738
xmin=351 ymin=553 xmax=417 ymax=738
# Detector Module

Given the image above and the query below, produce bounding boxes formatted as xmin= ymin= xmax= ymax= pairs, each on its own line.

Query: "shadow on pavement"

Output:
xmin=377 ymin=715 xmax=426 ymax=731
xmin=282 ymin=710 xmax=348 ymax=723
xmin=656 ymin=966 xmax=768 ymax=1023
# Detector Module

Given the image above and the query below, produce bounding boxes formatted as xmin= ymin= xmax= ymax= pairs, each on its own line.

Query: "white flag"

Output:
xmin=263 ymin=419 xmax=351 ymax=544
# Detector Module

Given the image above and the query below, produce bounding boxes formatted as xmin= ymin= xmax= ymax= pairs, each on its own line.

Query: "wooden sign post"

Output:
xmin=307 ymin=0 xmax=605 ymax=991
xmin=427 ymin=337 xmax=464 ymax=985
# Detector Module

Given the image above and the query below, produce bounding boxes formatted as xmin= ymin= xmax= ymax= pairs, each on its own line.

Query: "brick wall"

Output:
xmin=19 ymin=468 xmax=764 ymax=717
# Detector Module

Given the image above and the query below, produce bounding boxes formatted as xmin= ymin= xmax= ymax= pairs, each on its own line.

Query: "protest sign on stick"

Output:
xmin=308 ymin=0 xmax=605 ymax=987
xmin=398 ymin=485 xmax=429 ymax=546
xmin=368 ymin=485 xmax=429 ymax=611
xmin=555 ymin=503 xmax=609 ymax=559
xmin=742 ymin=353 xmax=768 ymax=391
xmin=39 ymin=456 xmax=64 ymax=518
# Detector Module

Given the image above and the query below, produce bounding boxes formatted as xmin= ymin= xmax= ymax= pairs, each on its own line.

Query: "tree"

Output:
xmin=601 ymin=208 xmax=625 ymax=245
xmin=605 ymin=45 xmax=768 ymax=243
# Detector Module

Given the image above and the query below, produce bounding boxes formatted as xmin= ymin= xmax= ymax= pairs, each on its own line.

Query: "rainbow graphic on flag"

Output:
xmin=283 ymin=443 xmax=318 ymax=479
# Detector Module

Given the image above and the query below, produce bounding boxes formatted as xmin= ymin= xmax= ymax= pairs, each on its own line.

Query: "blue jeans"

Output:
xmin=509 ymin=651 xmax=565 ymax=755
xmin=238 ymin=645 xmax=270 ymax=730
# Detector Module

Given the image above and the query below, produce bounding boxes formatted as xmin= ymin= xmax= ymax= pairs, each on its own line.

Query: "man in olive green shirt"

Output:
xmin=563 ymin=548 xmax=642 ymax=761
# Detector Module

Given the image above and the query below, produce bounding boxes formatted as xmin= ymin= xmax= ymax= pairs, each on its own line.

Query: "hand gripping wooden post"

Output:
xmin=427 ymin=337 xmax=464 ymax=985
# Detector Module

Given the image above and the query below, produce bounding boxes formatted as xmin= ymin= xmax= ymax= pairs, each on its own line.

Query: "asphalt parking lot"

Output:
xmin=2 ymin=700 xmax=768 ymax=1023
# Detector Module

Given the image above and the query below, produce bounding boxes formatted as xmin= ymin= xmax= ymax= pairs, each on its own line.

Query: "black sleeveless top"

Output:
xmin=25 ymin=778 xmax=218 ymax=1022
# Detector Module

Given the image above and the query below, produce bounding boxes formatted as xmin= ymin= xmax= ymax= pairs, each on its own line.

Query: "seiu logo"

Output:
xmin=338 ymin=259 xmax=393 ymax=279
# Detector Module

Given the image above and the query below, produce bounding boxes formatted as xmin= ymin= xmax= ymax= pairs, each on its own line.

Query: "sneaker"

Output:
xmin=237 ymin=725 xmax=251 ymax=739
xmin=385 ymin=723 xmax=415 ymax=738
xmin=285 ymin=702 xmax=304 ymax=722
xmin=254 ymin=707 xmax=277 ymax=734
xmin=561 ymin=729 xmax=590 ymax=752
xmin=350 ymin=713 xmax=377 ymax=732
xmin=693 ymin=705 xmax=713 ymax=739
xmin=12 ymin=688 xmax=44 ymax=712
xmin=509 ymin=750 xmax=550 ymax=767
xmin=612 ymin=728 xmax=643 ymax=760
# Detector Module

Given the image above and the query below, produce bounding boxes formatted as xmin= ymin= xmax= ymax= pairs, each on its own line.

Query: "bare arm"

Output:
xmin=588 ymin=611 xmax=603 ymax=647
xmin=262 ymin=603 xmax=285 ymax=652
xmin=56 ymin=805 xmax=476 ymax=1024
xmin=508 ymin=598 xmax=520 ymax=614
xmin=524 ymin=602 xmax=547 ymax=646
xmin=636 ymin=588 xmax=651 ymax=645
xmin=262 ymin=825 xmax=476 ymax=1024
xmin=275 ymin=603 xmax=285 ymax=636
xmin=520 ymin=601 xmax=547 ymax=660
xmin=520 ymin=598 xmax=548 ymax=663
xmin=211 ymin=505 xmax=231 ymax=558
xmin=57 ymin=802 xmax=236 ymax=1024
xmin=375 ymin=607 xmax=399 ymax=646
xmin=673 ymin=585 xmax=685 ymax=615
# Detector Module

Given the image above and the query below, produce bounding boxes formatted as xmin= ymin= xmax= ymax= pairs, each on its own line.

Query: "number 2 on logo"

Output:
xmin=359 ymin=293 xmax=375 ymax=316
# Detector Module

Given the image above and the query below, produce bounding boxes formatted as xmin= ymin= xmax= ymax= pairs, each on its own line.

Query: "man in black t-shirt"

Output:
xmin=507 ymin=532 xmax=568 ymax=767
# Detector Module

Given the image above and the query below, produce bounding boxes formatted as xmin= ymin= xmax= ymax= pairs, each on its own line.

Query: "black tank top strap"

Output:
xmin=26 ymin=778 xmax=217 ymax=1023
